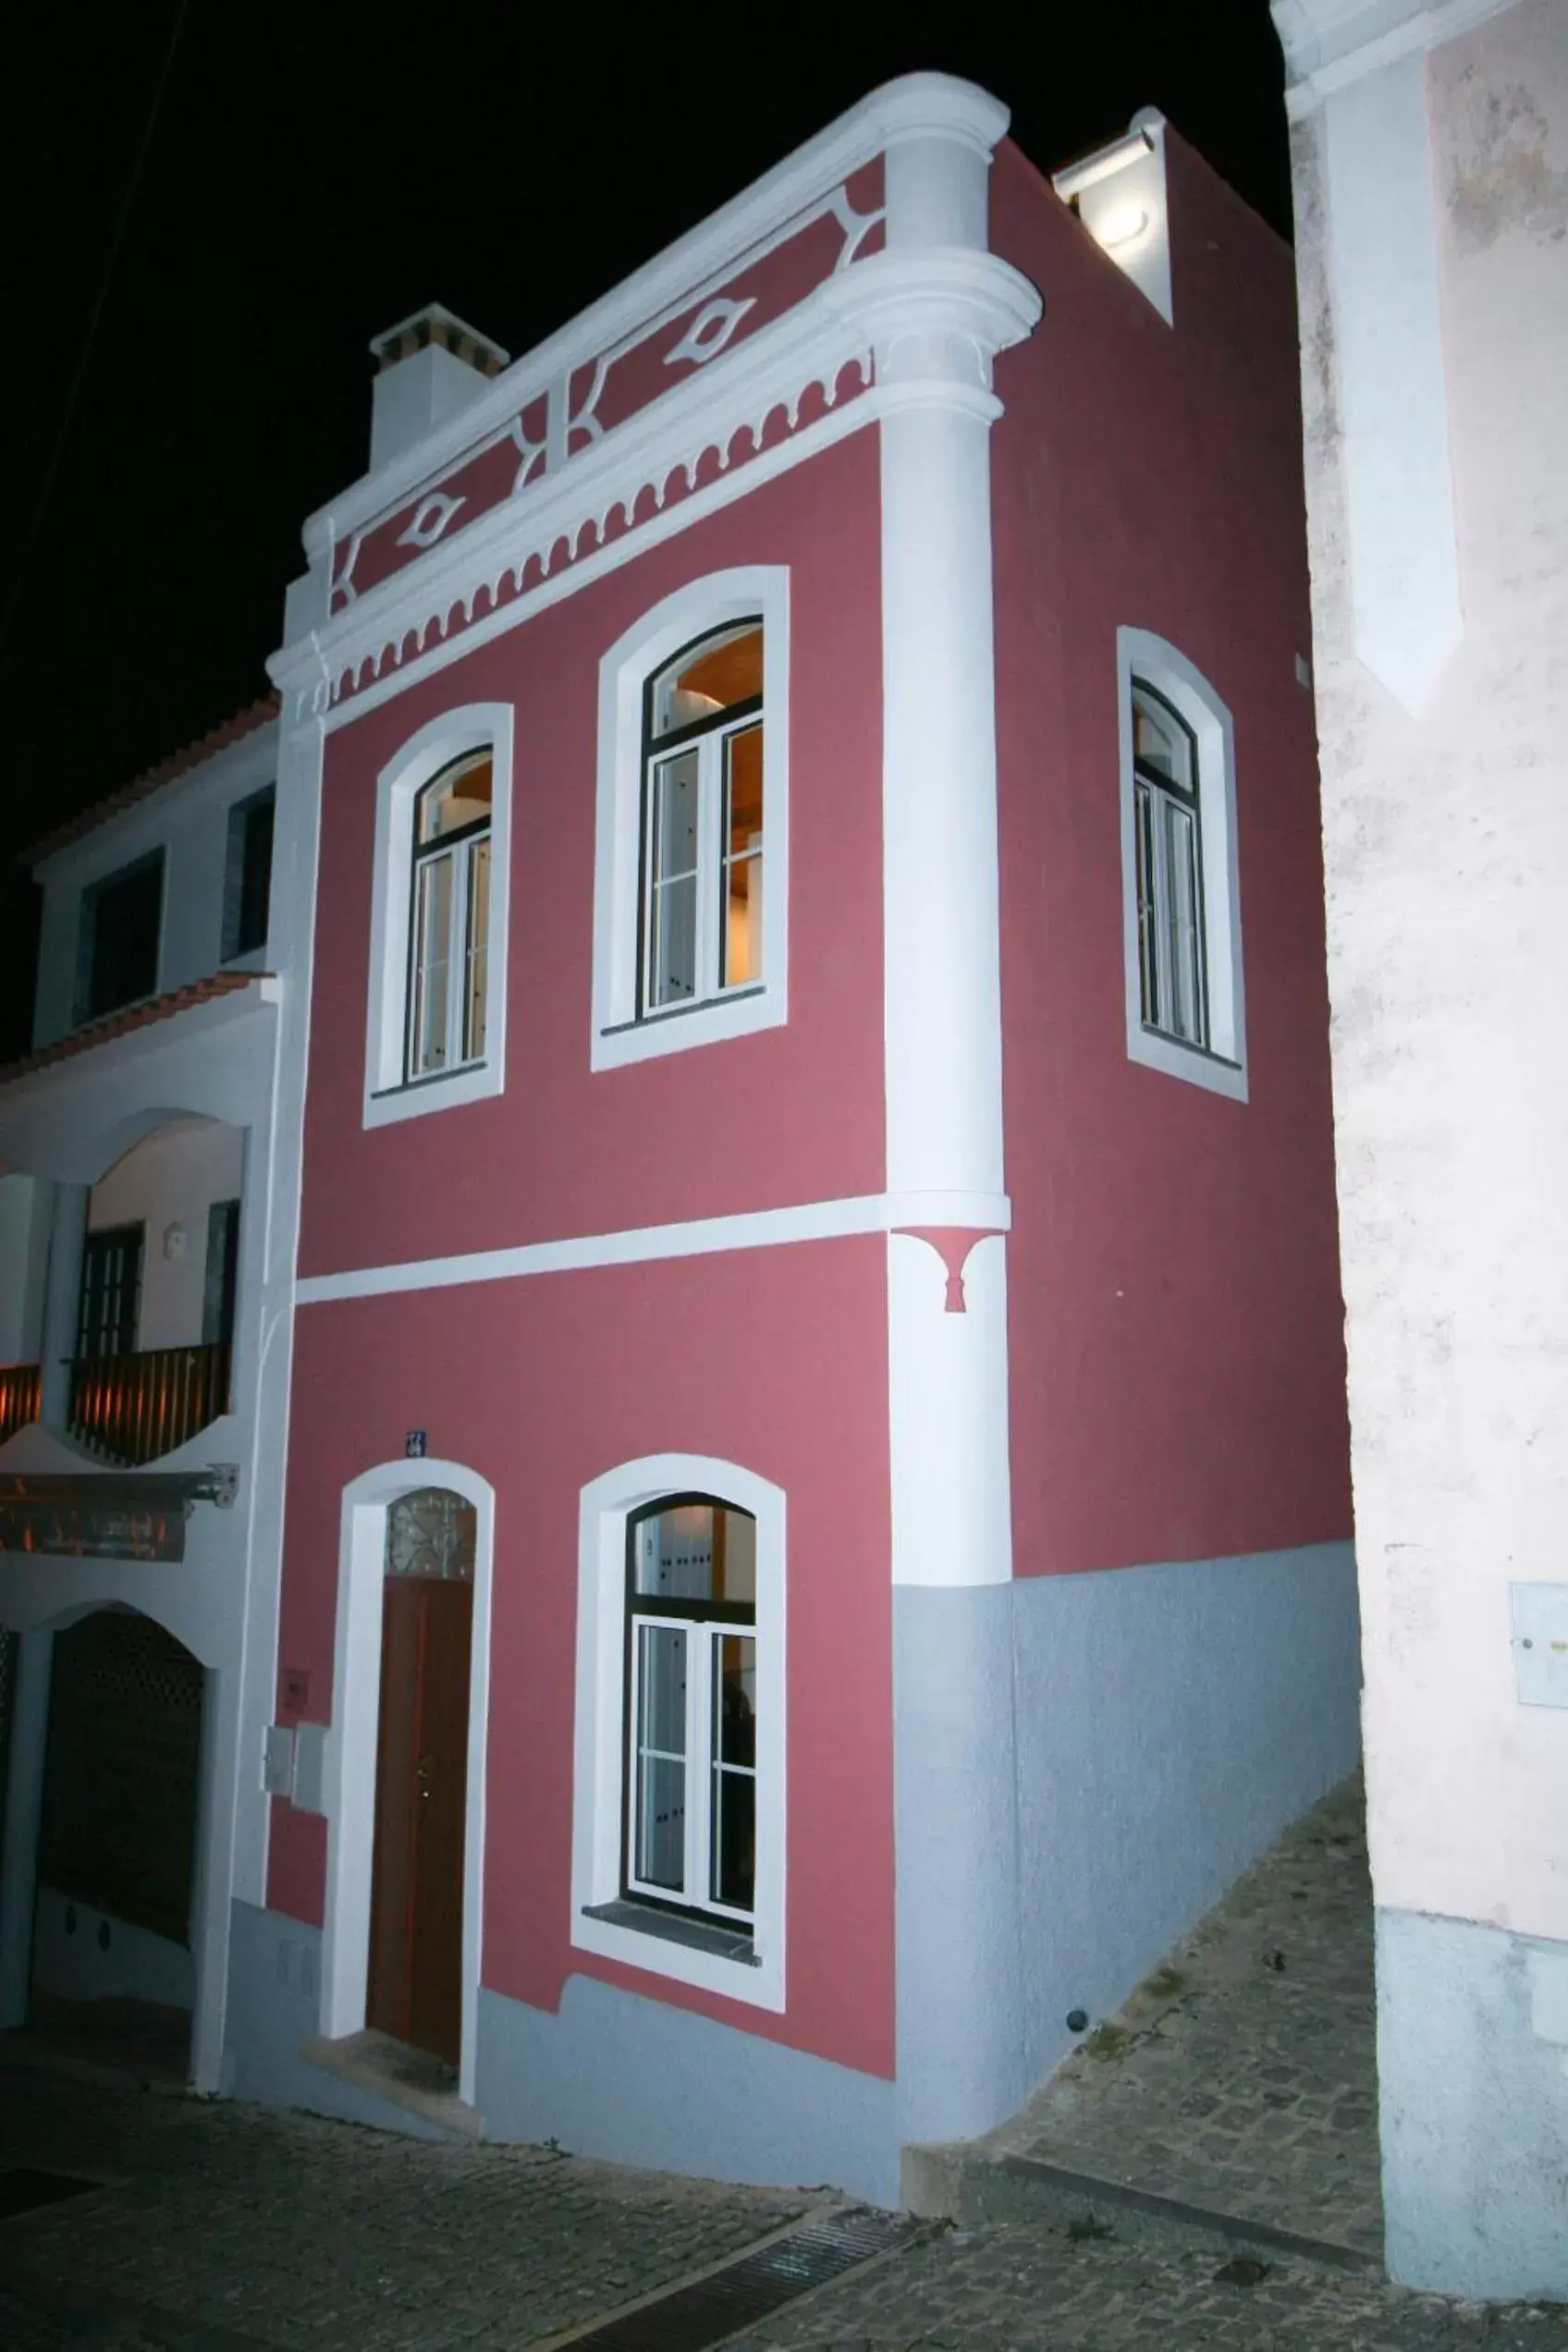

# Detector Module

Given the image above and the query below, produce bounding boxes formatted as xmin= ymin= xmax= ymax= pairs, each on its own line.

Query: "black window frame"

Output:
xmin=74 ymin=851 xmax=165 ymax=1027
xmin=1131 ymin=678 xmax=1209 ymax=1051
xmin=402 ymin=753 xmax=494 ymax=1085
xmin=222 ymin=787 xmax=276 ymax=962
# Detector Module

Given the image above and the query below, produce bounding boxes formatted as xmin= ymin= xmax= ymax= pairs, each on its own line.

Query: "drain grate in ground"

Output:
xmin=555 ymin=2207 xmax=915 ymax=2350
xmin=0 ymin=2167 xmax=103 ymax=2222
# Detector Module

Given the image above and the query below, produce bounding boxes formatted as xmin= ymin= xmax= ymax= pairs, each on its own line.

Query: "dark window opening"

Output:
xmin=224 ymin=789 xmax=275 ymax=961
xmin=202 ymin=1199 xmax=241 ymax=1348
xmin=77 ymin=1225 xmax=143 ymax=1360
xmin=77 ymin=855 xmax=164 ymax=1024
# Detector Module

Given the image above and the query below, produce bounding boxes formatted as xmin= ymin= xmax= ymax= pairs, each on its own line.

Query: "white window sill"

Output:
xmin=1127 ymin=1021 xmax=1248 ymax=1103
xmin=362 ymin=1057 xmax=503 ymax=1129
xmin=572 ymin=1897 xmax=783 ymax=2011
xmin=590 ymin=984 xmax=784 ymax=1072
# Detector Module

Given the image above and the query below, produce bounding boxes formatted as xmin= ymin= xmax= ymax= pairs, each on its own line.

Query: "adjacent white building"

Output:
xmin=0 ymin=697 xmax=297 ymax=2095
xmin=1273 ymin=0 xmax=1568 ymax=2300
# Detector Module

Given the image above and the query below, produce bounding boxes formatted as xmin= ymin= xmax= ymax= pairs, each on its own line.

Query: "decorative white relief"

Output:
xmin=665 ymin=297 xmax=758 ymax=370
xmin=330 ymin=531 xmax=362 ymax=609
xmin=566 ymin=356 xmax=609 ymax=454
xmin=509 ymin=413 xmax=545 ymax=494
xmin=394 ymin=491 xmax=468 ymax=552
xmin=829 ymin=184 xmax=885 ymax=270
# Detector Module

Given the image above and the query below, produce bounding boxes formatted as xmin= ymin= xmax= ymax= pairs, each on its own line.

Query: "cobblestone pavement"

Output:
xmin=729 ymin=2221 xmax=1568 ymax=2351
xmin=974 ymin=1774 xmax=1386 ymax=2256
xmin=0 ymin=2068 xmax=803 ymax=2347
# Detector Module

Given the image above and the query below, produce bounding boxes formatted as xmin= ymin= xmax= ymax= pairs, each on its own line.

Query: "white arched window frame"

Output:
xmin=318 ymin=1457 xmax=495 ymax=2110
xmin=571 ymin=1453 xmax=786 ymax=2012
xmin=591 ymin=570 xmax=790 ymax=1072
xmin=362 ymin=703 xmax=513 ymax=1127
xmin=1116 ymin=629 xmax=1247 ymax=1103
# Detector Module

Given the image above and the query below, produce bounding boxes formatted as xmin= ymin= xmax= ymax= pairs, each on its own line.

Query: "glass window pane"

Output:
xmin=651 ymin=624 xmax=763 ymax=740
xmin=711 ymin=1768 xmax=755 ymax=1914
xmin=634 ymin=1624 xmax=687 ymax=1892
xmin=1133 ymin=687 xmax=1192 ymax=790
xmin=1164 ymin=801 xmax=1206 ymax=1046
xmin=417 ymin=753 xmax=493 ymax=843
xmin=410 ymin=853 xmax=454 ymax=1074
xmin=722 ymin=725 xmax=764 ymax=988
xmin=1134 ymin=780 xmax=1160 ymax=1028
xmin=716 ymin=1635 xmax=755 ymax=1766
xmin=711 ymin=1637 xmax=756 ymax=1912
xmin=634 ymin=1502 xmax=757 ymax=1606
xmin=647 ymin=748 xmax=699 ymax=1007
xmin=462 ymin=839 xmax=490 ymax=1062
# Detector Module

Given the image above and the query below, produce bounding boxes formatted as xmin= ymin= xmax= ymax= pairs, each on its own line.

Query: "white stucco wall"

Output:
xmin=88 ymin=1119 xmax=245 ymax=1354
xmin=1293 ymin=0 xmax=1568 ymax=1942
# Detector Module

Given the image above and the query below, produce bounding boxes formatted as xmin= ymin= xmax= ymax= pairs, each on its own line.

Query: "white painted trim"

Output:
xmin=571 ymin=1454 xmax=786 ymax=2011
xmin=1320 ymin=55 xmax=1463 ymax=714
xmin=591 ymin=570 xmax=789 ymax=1070
xmin=318 ymin=1458 xmax=494 ymax=2110
xmin=888 ymin=1233 xmax=1014 ymax=1586
xmin=362 ymin=704 xmax=513 ymax=1129
xmin=1116 ymin=628 xmax=1248 ymax=1104
xmin=300 ymin=75 xmax=1008 ymax=559
xmin=295 ymin=1188 xmax=1011 ymax=1305
xmin=1274 ymin=0 xmax=1519 ymax=115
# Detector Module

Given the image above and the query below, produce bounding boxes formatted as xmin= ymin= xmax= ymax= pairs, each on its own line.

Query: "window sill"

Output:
xmin=362 ymin=1056 xmax=502 ymax=1129
xmin=590 ymin=982 xmax=785 ymax=1072
xmin=582 ymin=1898 xmax=758 ymax=1966
xmin=1127 ymin=1019 xmax=1248 ymax=1104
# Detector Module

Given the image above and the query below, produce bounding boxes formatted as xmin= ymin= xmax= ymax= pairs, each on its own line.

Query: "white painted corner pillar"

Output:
xmin=827 ymin=84 xmax=1040 ymax=1589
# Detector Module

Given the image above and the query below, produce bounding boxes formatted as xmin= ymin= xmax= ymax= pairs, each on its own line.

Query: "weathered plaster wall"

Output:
xmin=1294 ymin=0 xmax=1568 ymax=1945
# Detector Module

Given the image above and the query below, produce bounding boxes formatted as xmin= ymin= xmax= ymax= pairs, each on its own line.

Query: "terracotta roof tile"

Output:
xmin=26 ymin=694 xmax=281 ymax=864
xmin=0 ymin=973 xmax=272 ymax=1085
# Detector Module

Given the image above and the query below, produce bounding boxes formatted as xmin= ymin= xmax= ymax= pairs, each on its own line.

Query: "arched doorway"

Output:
xmin=30 ymin=1608 xmax=203 ymax=2079
xmin=365 ymin=1488 xmax=474 ymax=2069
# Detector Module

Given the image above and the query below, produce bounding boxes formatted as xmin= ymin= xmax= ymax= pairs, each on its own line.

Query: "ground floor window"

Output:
xmin=625 ymin=1497 xmax=756 ymax=1928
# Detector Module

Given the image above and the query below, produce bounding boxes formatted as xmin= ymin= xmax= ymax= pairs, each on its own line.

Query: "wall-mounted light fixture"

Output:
xmin=1053 ymin=109 xmax=1173 ymax=328
xmin=1094 ymin=201 xmax=1150 ymax=252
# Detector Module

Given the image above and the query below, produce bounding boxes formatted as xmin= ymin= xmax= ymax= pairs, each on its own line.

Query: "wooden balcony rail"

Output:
xmin=0 ymin=1363 xmax=42 ymax=1446
xmin=67 ymin=1341 xmax=232 ymax=1467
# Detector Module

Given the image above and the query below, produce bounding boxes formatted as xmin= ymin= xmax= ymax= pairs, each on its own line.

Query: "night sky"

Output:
xmin=0 ymin=0 xmax=1291 ymax=1061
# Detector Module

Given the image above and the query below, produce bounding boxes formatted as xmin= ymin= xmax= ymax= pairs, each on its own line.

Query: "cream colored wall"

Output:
xmin=88 ymin=1119 xmax=245 ymax=1353
xmin=1293 ymin=0 xmax=1568 ymax=1940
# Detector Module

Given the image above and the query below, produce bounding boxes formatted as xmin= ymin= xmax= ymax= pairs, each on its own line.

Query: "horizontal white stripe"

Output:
xmin=296 ymin=1189 xmax=1011 ymax=1305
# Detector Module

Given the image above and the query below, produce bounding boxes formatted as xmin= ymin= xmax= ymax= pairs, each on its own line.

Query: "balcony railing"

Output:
xmin=0 ymin=1363 xmax=42 ymax=1446
xmin=67 ymin=1342 xmax=232 ymax=1467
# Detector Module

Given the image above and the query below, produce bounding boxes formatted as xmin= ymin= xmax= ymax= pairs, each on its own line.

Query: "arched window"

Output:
xmin=624 ymin=1494 xmax=757 ymax=1924
xmin=591 ymin=570 xmax=789 ymax=1072
xmin=1117 ymin=630 xmax=1246 ymax=1101
xmin=572 ymin=1452 xmax=784 ymax=2008
xmin=640 ymin=624 xmax=764 ymax=1017
xmin=407 ymin=752 xmax=493 ymax=1081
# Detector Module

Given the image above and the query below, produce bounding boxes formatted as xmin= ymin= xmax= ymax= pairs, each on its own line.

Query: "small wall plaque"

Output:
xmin=405 ymin=1429 xmax=427 ymax=1459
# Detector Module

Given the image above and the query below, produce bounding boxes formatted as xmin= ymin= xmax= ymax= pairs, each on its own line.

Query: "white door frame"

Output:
xmin=319 ymin=1459 xmax=494 ymax=2109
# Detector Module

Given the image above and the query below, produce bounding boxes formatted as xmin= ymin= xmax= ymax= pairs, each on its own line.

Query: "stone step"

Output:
xmin=902 ymin=2144 xmax=1380 ymax=2275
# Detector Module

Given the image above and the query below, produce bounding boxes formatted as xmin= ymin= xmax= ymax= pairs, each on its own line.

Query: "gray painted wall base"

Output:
xmin=225 ymin=1902 xmax=454 ymax=2142
xmin=478 ymin=1976 xmax=900 ymax=2204
xmin=895 ymin=1542 xmax=1362 ymax=2149
xmin=1378 ymin=1909 xmax=1568 ymax=2300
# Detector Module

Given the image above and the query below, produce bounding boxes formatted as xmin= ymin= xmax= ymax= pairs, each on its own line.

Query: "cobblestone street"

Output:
xmin=0 ymin=1782 xmax=1563 ymax=2348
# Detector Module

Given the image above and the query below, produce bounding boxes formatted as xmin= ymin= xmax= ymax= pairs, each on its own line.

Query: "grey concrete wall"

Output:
xmin=1378 ymin=1909 xmax=1568 ymax=2300
xmin=894 ymin=1543 xmax=1362 ymax=2146
xmin=478 ymin=1977 xmax=901 ymax=2204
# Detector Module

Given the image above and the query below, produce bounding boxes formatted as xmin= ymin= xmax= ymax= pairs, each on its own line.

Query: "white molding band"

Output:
xmin=1273 ymin=0 xmax=1520 ymax=117
xmin=295 ymin=1190 xmax=1012 ymax=1306
xmin=1322 ymin=53 xmax=1464 ymax=713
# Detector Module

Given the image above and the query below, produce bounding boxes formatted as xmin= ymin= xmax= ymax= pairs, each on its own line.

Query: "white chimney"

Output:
xmin=368 ymin=303 xmax=510 ymax=474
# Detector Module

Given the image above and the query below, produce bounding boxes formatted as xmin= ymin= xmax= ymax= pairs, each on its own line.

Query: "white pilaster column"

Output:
xmin=0 ymin=1628 xmax=54 ymax=2027
xmin=38 ymin=1181 xmax=90 ymax=1428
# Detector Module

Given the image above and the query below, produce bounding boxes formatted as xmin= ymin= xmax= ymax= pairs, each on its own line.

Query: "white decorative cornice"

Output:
xmin=301 ymin=73 xmax=1008 ymax=565
xmin=1272 ymin=0 xmax=1521 ymax=116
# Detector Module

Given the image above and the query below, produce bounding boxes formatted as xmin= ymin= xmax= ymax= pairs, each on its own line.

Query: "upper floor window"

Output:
xmin=591 ymin=570 xmax=790 ymax=1072
xmin=641 ymin=625 xmax=764 ymax=1017
xmin=223 ymin=787 xmax=275 ymax=962
xmin=363 ymin=706 xmax=513 ymax=1130
xmin=1117 ymin=630 xmax=1246 ymax=1102
xmin=408 ymin=754 xmax=492 ymax=1081
xmin=76 ymin=852 xmax=164 ymax=1024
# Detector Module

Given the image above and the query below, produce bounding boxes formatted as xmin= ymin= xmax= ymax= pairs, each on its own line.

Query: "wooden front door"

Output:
xmin=366 ymin=1572 xmax=472 ymax=2064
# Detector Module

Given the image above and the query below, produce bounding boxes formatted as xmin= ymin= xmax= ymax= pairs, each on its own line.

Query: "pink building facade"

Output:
xmin=236 ymin=74 xmax=1358 ymax=2199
